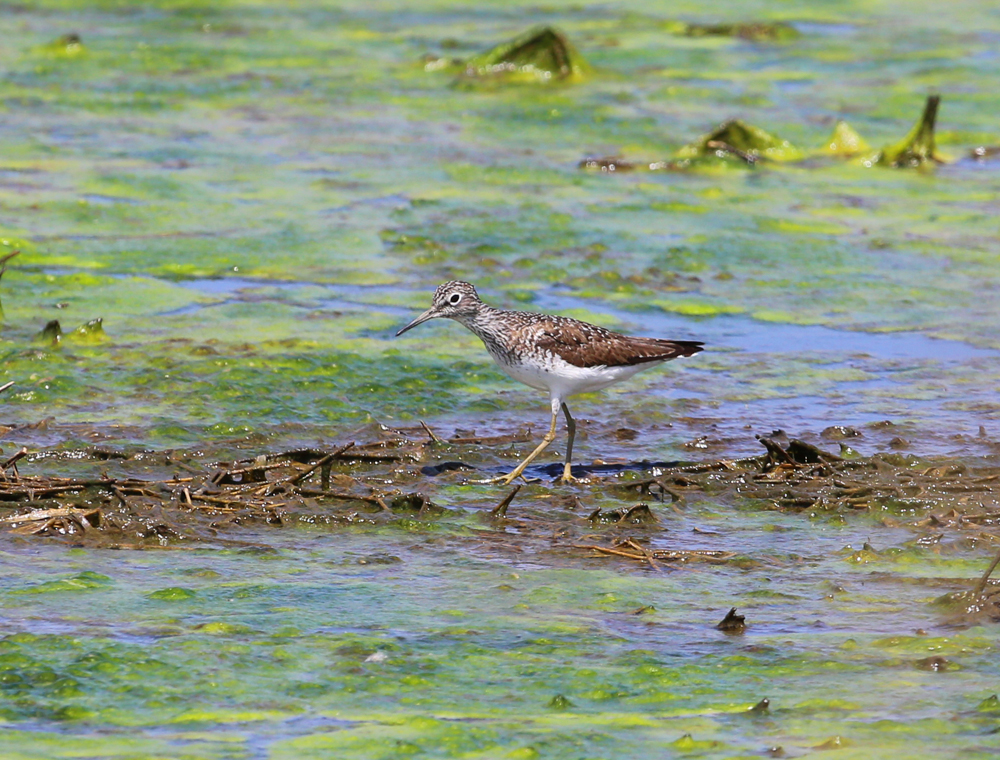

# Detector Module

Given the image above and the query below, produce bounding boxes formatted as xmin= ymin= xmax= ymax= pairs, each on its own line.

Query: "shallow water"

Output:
xmin=2 ymin=1 xmax=1000 ymax=757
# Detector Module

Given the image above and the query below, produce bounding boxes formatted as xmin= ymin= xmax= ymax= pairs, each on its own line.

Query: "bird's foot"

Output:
xmin=555 ymin=465 xmax=579 ymax=484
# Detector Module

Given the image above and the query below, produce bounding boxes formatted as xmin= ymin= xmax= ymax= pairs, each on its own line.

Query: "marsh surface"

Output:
xmin=1 ymin=1 xmax=999 ymax=758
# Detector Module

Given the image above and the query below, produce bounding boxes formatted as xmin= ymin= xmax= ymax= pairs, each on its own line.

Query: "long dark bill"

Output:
xmin=395 ymin=308 xmax=439 ymax=337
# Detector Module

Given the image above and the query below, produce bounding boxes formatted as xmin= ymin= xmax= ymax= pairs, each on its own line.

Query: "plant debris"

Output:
xmin=570 ymin=537 xmax=736 ymax=570
xmin=971 ymin=145 xmax=1000 ymax=161
xmin=875 ymin=95 xmax=945 ymax=168
xmin=581 ymin=97 xmax=959 ymax=173
xmin=491 ymin=484 xmax=521 ymax=518
xmin=679 ymin=21 xmax=800 ymax=42
xmin=675 ymin=119 xmax=803 ymax=165
xmin=717 ymin=607 xmax=747 ymax=632
xmin=456 ymin=26 xmax=589 ymax=85
xmin=1 ymin=425 xmax=998 ymax=618
xmin=578 ymin=156 xmax=637 ymax=173
xmin=820 ymin=121 xmax=872 ymax=157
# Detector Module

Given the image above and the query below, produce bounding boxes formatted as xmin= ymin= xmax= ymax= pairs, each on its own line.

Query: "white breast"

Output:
xmin=489 ymin=348 xmax=658 ymax=402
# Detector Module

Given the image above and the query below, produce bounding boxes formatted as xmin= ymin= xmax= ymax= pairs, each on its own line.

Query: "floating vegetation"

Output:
xmin=581 ymin=121 xmax=804 ymax=173
xmin=578 ymin=156 xmax=637 ymax=173
xmin=30 ymin=317 xmax=105 ymax=346
xmin=67 ymin=317 xmax=107 ymax=345
xmin=820 ymin=120 xmax=872 ymax=157
xmin=33 ymin=319 xmax=63 ymax=346
xmin=675 ymin=119 xmax=804 ymax=165
xmin=582 ymin=97 xmax=965 ymax=172
xmin=716 ymin=607 xmax=746 ymax=632
xmin=970 ymin=145 xmax=1000 ymax=161
xmin=871 ymin=95 xmax=945 ymax=168
xmin=37 ymin=32 xmax=86 ymax=57
xmin=679 ymin=21 xmax=801 ymax=42
xmin=456 ymin=26 xmax=589 ymax=85
xmin=809 ymin=96 xmax=949 ymax=167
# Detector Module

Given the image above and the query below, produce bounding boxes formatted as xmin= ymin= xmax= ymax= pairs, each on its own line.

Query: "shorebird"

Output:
xmin=396 ymin=281 xmax=703 ymax=484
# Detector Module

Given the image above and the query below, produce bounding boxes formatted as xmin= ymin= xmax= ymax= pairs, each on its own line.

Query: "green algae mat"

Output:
xmin=2 ymin=1 xmax=1000 ymax=757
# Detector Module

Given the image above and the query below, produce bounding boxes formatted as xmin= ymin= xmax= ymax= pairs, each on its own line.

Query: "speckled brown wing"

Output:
xmin=532 ymin=317 xmax=704 ymax=368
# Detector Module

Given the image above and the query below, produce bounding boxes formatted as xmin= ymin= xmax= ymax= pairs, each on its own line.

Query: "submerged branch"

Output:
xmin=972 ymin=548 xmax=1000 ymax=600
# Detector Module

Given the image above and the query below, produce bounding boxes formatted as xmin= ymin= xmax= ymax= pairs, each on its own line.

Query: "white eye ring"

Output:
xmin=449 ymin=293 xmax=462 ymax=304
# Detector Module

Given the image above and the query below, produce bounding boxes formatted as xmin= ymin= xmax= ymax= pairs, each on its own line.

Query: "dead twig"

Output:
xmin=571 ymin=543 xmax=654 ymax=563
xmin=447 ymin=432 xmax=533 ymax=446
xmin=705 ymin=140 xmax=758 ymax=165
xmin=294 ymin=487 xmax=389 ymax=511
xmin=1 ymin=447 xmax=27 ymax=473
xmin=110 ymin=485 xmax=130 ymax=508
xmin=619 ymin=537 xmax=663 ymax=570
xmin=0 ymin=249 xmax=19 ymax=278
xmin=420 ymin=420 xmax=443 ymax=444
xmin=1 ymin=506 xmax=101 ymax=525
xmin=0 ymin=484 xmax=89 ymax=500
xmin=971 ymin=547 xmax=1000 ymax=600
xmin=491 ymin=484 xmax=521 ymax=518
xmin=756 ymin=435 xmax=795 ymax=465
xmin=209 ymin=461 xmax=290 ymax=486
xmin=651 ymin=548 xmax=737 ymax=563
xmin=621 ymin=478 xmax=684 ymax=503
xmin=188 ymin=493 xmax=253 ymax=509
xmin=9 ymin=517 xmax=58 ymax=535
xmin=279 ymin=443 xmax=355 ymax=487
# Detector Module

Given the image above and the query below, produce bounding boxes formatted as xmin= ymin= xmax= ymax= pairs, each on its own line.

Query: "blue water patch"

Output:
xmin=536 ymin=292 xmax=999 ymax=363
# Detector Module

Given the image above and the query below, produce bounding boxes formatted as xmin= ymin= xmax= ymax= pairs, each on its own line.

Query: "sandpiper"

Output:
xmin=396 ymin=281 xmax=703 ymax=484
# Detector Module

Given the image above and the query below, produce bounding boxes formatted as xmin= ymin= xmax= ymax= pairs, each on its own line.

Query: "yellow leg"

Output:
xmin=476 ymin=408 xmax=559 ymax=485
xmin=559 ymin=403 xmax=577 ymax=483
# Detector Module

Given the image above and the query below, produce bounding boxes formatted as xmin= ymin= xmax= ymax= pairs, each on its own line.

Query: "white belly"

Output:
xmin=491 ymin=350 xmax=657 ymax=402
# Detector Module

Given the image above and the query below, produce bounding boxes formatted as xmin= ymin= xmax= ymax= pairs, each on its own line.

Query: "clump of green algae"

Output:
xmin=588 ymin=95 xmax=947 ymax=170
xmin=36 ymin=33 xmax=86 ymax=59
xmin=820 ymin=120 xmax=872 ymax=157
xmin=453 ymin=26 xmax=590 ymax=85
xmin=872 ymin=94 xmax=945 ymax=167
xmin=675 ymin=118 xmax=804 ymax=165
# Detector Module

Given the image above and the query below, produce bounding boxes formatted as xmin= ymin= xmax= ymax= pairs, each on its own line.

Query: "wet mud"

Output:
xmin=4 ymin=428 xmax=998 ymax=626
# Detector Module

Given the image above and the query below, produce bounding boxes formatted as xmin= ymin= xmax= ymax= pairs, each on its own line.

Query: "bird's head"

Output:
xmin=396 ymin=281 xmax=483 ymax=336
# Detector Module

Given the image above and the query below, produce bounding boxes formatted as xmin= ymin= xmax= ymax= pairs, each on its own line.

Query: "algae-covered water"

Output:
xmin=2 ymin=1 xmax=1000 ymax=757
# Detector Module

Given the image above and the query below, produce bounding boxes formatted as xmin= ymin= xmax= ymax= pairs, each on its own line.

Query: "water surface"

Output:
xmin=1 ymin=1 xmax=999 ymax=757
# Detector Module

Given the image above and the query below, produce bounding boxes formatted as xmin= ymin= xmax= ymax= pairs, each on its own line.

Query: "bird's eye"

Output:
xmin=449 ymin=293 xmax=462 ymax=305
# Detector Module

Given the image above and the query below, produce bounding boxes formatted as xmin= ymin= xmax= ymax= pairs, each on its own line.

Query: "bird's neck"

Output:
xmin=454 ymin=305 xmax=514 ymax=352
